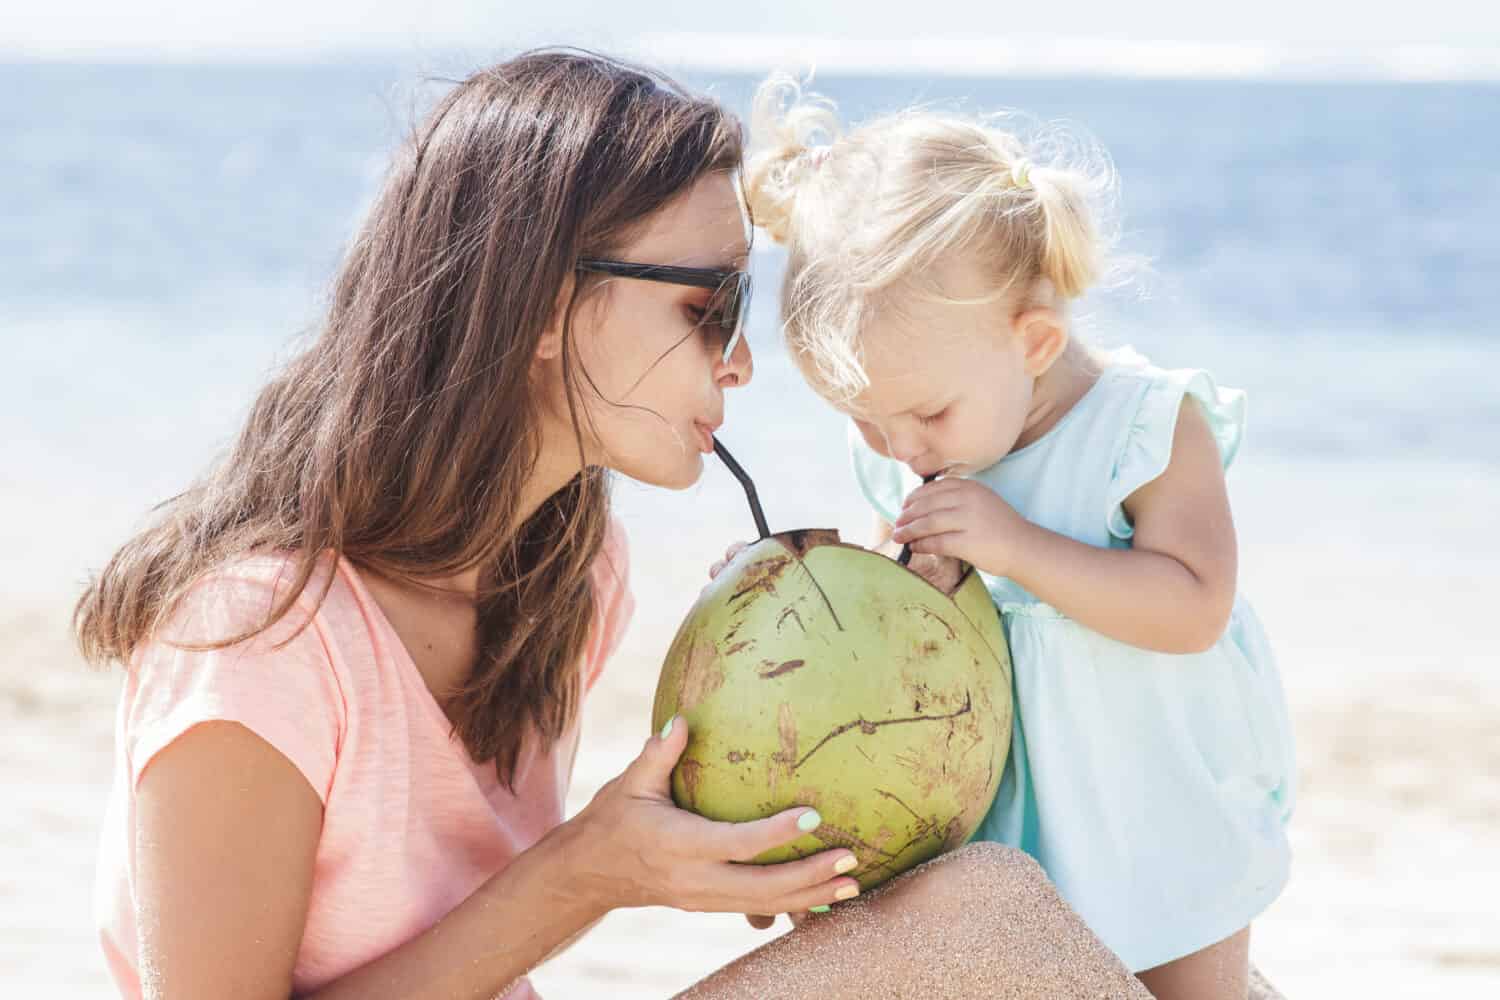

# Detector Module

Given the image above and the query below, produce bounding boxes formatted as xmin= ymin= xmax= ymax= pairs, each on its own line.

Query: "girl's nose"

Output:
xmin=881 ymin=426 xmax=923 ymax=464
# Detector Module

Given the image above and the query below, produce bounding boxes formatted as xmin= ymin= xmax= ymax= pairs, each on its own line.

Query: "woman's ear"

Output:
xmin=534 ymin=323 xmax=564 ymax=362
xmin=1012 ymin=308 xmax=1068 ymax=377
xmin=534 ymin=275 xmax=577 ymax=363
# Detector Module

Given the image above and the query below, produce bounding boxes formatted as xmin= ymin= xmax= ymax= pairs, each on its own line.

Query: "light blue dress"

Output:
xmin=850 ymin=348 xmax=1297 ymax=972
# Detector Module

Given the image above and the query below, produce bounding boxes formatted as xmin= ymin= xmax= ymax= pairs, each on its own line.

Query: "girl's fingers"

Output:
xmin=891 ymin=511 xmax=962 ymax=541
xmin=909 ymin=532 xmax=964 ymax=558
xmin=896 ymin=494 xmax=963 ymax=526
xmin=708 ymin=541 xmax=750 ymax=580
xmin=903 ymin=477 xmax=966 ymax=506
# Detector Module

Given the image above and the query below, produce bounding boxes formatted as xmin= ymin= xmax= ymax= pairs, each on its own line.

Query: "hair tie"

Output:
xmin=1011 ymin=159 xmax=1032 ymax=189
xmin=806 ymin=146 xmax=832 ymax=171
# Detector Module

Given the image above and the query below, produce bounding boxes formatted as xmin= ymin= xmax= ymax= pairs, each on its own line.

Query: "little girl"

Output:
xmin=742 ymin=79 xmax=1297 ymax=999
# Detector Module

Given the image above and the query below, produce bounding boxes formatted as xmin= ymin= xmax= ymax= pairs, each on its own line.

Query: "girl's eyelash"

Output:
xmin=918 ymin=408 xmax=947 ymax=426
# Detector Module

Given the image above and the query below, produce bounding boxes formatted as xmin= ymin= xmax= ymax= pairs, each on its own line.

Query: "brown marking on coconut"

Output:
xmin=677 ymin=638 xmax=725 ymax=712
xmin=777 ymin=702 xmax=798 ymax=763
xmin=776 ymin=605 xmax=807 ymax=635
xmin=812 ymin=821 xmax=894 ymax=860
xmin=792 ymin=693 xmax=973 ymax=772
xmin=726 ymin=749 xmax=756 ymax=764
xmin=875 ymin=787 xmax=927 ymax=825
xmin=906 ymin=604 xmax=958 ymax=640
xmin=779 ymin=529 xmax=839 ymax=556
xmin=758 ymin=658 xmax=806 ymax=679
xmin=728 ymin=555 xmax=792 ymax=604
xmin=723 ymin=640 xmax=754 ymax=656
xmin=678 ymin=758 xmax=704 ymax=810
xmin=767 ymin=702 xmax=799 ymax=801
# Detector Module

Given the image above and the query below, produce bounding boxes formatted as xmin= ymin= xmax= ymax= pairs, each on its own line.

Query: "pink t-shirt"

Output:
xmin=94 ymin=520 xmax=634 ymax=999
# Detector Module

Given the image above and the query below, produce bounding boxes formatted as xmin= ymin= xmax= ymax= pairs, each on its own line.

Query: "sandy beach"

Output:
xmin=4 ymin=453 xmax=1497 ymax=998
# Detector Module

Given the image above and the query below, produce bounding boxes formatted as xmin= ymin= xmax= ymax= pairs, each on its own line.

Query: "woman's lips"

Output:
xmin=693 ymin=421 xmax=720 ymax=453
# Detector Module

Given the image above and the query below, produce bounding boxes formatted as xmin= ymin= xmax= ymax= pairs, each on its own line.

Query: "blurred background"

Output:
xmin=3 ymin=3 xmax=1497 ymax=997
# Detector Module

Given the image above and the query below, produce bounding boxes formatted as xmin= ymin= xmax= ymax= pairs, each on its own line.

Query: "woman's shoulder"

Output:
xmin=126 ymin=549 xmax=359 ymax=805
xmin=155 ymin=549 xmax=362 ymax=652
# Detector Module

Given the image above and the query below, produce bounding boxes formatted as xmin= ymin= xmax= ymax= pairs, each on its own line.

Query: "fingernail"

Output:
xmin=808 ymin=905 xmax=831 ymax=914
xmin=835 ymin=884 xmax=860 ymax=901
xmin=833 ymin=854 xmax=857 ymax=874
xmin=796 ymin=808 xmax=822 ymax=832
xmin=659 ymin=717 xmax=675 ymax=740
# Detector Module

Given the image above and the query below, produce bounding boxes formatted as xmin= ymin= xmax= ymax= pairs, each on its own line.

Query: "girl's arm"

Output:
xmin=135 ymin=718 xmax=860 ymax=1000
xmin=893 ymin=401 xmax=1237 ymax=654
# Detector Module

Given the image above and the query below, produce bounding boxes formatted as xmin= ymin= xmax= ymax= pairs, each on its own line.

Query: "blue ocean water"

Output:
xmin=2 ymin=59 xmax=1496 ymax=592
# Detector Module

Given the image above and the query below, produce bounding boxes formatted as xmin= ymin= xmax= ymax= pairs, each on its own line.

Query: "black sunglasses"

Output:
xmin=576 ymin=257 xmax=751 ymax=362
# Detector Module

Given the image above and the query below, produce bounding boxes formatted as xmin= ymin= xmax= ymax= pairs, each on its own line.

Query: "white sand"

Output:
xmin=3 ymin=455 xmax=1498 ymax=997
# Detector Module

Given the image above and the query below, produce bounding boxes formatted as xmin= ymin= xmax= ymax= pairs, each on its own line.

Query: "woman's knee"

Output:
xmin=852 ymin=839 xmax=1050 ymax=935
xmin=876 ymin=841 xmax=1049 ymax=917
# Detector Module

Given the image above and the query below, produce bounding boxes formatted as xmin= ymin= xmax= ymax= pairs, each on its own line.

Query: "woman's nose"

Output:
xmin=718 ymin=336 xmax=754 ymax=388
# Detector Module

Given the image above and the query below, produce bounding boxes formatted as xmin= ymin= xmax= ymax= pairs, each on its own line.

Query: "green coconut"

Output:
xmin=650 ymin=529 xmax=1013 ymax=891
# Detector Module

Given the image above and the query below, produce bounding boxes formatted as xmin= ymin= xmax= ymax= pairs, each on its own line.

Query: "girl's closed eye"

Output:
xmin=918 ymin=406 xmax=949 ymax=426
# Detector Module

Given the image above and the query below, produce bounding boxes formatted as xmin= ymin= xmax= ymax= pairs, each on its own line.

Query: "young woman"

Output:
xmin=78 ymin=50 xmax=1151 ymax=999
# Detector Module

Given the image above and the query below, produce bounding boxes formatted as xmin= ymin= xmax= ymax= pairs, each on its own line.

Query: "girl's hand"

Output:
xmin=891 ymin=478 xmax=1031 ymax=578
xmin=707 ymin=542 xmax=748 ymax=580
xmin=565 ymin=717 xmax=861 ymax=916
xmin=873 ymin=538 xmax=965 ymax=593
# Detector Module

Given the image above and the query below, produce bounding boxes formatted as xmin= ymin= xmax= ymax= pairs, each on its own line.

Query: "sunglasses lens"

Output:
xmin=719 ymin=273 xmax=750 ymax=363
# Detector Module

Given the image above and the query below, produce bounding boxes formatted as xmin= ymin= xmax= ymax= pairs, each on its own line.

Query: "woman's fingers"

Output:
xmin=711 ymin=862 xmax=861 ymax=916
xmin=711 ymin=806 xmax=825 ymax=862
xmin=619 ymin=715 xmax=689 ymax=799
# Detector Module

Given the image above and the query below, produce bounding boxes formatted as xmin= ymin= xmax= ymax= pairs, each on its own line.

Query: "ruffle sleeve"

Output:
xmin=847 ymin=420 xmax=916 ymax=526
xmin=1106 ymin=367 xmax=1247 ymax=541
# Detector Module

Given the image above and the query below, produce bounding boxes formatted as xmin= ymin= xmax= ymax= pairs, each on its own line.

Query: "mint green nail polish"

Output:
xmin=809 ymin=905 xmax=831 ymax=914
xmin=796 ymin=808 xmax=821 ymax=832
xmin=659 ymin=717 xmax=675 ymax=740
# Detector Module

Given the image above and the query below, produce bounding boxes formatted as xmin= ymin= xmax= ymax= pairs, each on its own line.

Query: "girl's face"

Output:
xmin=829 ymin=259 xmax=1046 ymax=478
xmin=560 ymin=172 xmax=755 ymax=489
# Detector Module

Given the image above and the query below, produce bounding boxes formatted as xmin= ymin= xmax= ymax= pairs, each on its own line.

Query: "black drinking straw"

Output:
xmin=896 ymin=473 xmax=940 ymax=566
xmin=711 ymin=436 xmax=771 ymax=540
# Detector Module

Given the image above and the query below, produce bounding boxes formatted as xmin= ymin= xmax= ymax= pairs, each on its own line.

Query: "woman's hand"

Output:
xmin=745 ymin=909 xmax=810 ymax=930
xmin=564 ymin=717 xmax=861 ymax=915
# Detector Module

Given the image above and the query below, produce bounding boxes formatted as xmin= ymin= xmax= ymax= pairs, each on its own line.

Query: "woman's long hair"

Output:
xmin=75 ymin=50 xmax=743 ymax=788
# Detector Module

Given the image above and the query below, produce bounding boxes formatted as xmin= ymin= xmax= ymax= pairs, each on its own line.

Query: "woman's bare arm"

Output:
xmin=134 ymin=721 xmax=606 ymax=1000
xmin=135 ymin=717 xmax=859 ymax=1000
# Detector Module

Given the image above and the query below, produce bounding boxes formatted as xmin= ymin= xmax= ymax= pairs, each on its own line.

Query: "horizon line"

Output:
xmin=5 ymin=33 xmax=1499 ymax=83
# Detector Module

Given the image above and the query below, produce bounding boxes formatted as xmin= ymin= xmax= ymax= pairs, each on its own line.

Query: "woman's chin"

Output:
xmin=621 ymin=451 xmax=704 ymax=491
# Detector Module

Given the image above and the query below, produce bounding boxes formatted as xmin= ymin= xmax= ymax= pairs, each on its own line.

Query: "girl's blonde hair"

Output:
xmin=745 ymin=75 xmax=1120 ymax=400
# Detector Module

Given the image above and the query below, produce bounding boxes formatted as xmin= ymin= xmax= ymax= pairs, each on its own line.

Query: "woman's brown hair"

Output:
xmin=75 ymin=49 xmax=743 ymax=788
